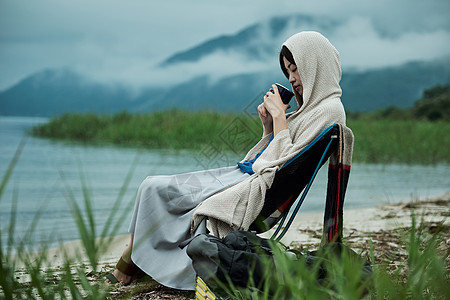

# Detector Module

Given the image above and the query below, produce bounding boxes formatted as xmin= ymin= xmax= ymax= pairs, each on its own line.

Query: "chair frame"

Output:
xmin=250 ymin=125 xmax=339 ymax=241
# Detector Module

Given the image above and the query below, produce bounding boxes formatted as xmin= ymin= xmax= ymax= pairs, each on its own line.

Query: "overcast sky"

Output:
xmin=1 ymin=0 xmax=449 ymax=90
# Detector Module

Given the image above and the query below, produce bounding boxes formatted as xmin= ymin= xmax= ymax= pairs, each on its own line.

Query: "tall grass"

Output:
xmin=31 ymin=110 xmax=450 ymax=164
xmin=0 ymin=140 xmax=136 ymax=299
xmin=30 ymin=110 xmax=261 ymax=152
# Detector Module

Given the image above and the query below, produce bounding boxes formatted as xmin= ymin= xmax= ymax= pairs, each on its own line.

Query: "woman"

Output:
xmin=106 ymin=31 xmax=346 ymax=290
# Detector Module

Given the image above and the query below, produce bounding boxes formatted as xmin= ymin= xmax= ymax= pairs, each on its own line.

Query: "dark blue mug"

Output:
xmin=274 ymin=83 xmax=294 ymax=104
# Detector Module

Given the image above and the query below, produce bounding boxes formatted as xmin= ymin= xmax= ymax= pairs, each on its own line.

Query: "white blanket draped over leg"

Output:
xmin=128 ymin=166 xmax=250 ymax=290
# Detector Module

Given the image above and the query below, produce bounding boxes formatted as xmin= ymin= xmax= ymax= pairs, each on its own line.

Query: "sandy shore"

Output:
xmin=10 ymin=194 xmax=450 ymax=299
xmin=43 ymin=195 xmax=449 ymax=263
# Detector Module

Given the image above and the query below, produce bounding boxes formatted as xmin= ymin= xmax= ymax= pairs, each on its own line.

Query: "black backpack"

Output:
xmin=186 ymin=231 xmax=275 ymax=289
xmin=186 ymin=230 xmax=372 ymax=293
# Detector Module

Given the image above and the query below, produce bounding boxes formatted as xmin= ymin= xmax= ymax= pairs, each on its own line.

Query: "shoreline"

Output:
xmin=9 ymin=194 xmax=449 ymax=299
xmin=17 ymin=194 xmax=450 ymax=266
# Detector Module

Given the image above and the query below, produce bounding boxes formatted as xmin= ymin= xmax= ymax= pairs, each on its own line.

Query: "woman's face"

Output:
xmin=283 ymin=56 xmax=303 ymax=99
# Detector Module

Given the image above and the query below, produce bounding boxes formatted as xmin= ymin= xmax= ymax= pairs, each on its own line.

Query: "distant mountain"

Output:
xmin=0 ymin=69 xmax=155 ymax=117
xmin=1 ymin=58 xmax=448 ymax=117
xmin=142 ymin=58 xmax=450 ymax=113
xmin=341 ymin=59 xmax=450 ymax=111
xmin=160 ymin=14 xmax=340 ymax=66
xmin=1 ymin=13 xmax=450 ymax=117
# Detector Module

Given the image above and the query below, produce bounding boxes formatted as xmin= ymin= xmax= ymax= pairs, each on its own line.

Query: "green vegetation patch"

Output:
xmin=31 ymin=110 xmax=262 ymax=153
xmin=348 ymin=119 xmax=449 ymax=164
xmin=31 ymin=110 xmax=450 ymax=165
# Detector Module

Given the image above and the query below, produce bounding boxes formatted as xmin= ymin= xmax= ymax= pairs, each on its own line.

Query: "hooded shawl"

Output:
xmin=191 ymin=31 xmax=347 ymax=237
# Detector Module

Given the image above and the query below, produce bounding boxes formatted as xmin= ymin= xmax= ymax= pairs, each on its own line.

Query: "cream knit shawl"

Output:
xmin=191 ymin=31 xmax=347 ymax=238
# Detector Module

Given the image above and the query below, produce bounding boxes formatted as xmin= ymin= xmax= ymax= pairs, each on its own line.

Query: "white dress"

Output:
xmin=128 ymin=165 xmax=250 ymax=290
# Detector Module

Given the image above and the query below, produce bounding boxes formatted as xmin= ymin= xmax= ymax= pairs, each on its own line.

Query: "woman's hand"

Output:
xmin=260 ymin=84 xmax=290 ymax=137
xmin=258 ymin=102 xmax=273 ymax=136
xmin=264 ymin=84 xmax=290 ymax=118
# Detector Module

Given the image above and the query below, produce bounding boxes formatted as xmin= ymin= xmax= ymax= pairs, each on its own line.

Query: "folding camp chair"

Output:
xmin=192 ymin=124 xmax=353 ymax=298
xmin=249 ymin=124 xmax=343 ymax=242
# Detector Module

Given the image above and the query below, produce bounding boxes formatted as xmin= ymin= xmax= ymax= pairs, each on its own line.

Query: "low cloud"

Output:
xmin=333 ymin=16 xmax=450 ymax=70
xmin=73 ymin=50 xmax=273 ymax=91
xmin=0 ymin=0 xmax=449 ymax=90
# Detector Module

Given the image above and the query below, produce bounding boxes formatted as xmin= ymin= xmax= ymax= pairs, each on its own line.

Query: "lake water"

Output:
xmin=1 ymin=116 xmax=449 ymax=249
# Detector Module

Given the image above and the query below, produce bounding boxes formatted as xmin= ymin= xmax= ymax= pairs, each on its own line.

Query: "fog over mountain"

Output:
xmin=126 ymin=13 xmax=450 ymax=89
xmin=1 ymin=9 xmax=449 ymax=116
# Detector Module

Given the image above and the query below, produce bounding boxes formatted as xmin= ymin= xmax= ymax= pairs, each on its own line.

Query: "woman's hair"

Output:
xmin=279 ymin=45 xmax=295 ymax=79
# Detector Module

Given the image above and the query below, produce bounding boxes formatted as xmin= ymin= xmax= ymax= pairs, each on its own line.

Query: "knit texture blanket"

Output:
xmin=191 ymin=32 xmax=348 ymax=238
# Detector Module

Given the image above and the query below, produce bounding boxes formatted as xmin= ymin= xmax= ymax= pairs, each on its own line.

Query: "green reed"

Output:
xmin=0 ymin=139 xmax=135 ymax=299
xmin=31 ymin=110 xmax=449 ymax=164
xmin=348 ymin=119 xmax=450 ymax=164
xmin=30 ymin=110 xmax=261 ymax=153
